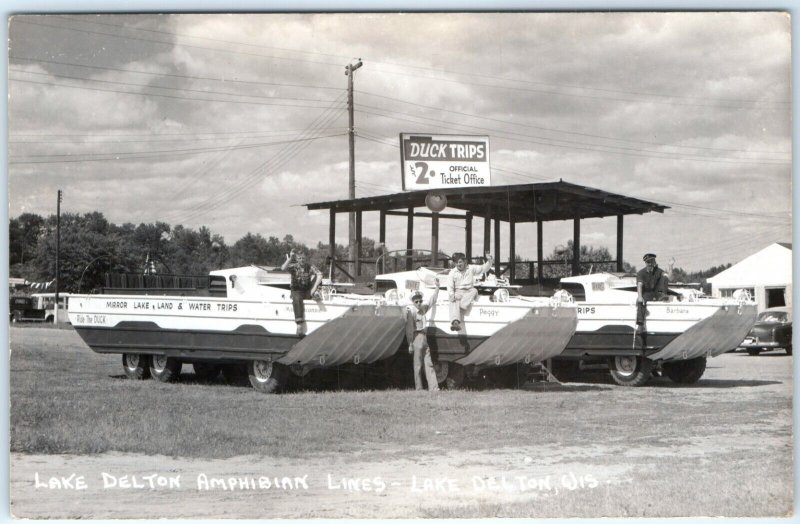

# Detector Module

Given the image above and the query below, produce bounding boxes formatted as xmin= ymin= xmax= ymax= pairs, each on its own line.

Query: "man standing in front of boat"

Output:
xmin=446 ymin=252 xmax=493 ymax=332
xmin=281 ymin=249 xmax=322 ymax=336
xmin=406 ymin=278 xmax=441 ymax=391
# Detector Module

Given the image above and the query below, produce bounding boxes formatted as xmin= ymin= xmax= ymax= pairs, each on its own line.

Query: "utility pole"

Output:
xmin=55 ymin=189 xmax=62 ymax=327
xmin=345 ymin=59 xmax=362 ymax=277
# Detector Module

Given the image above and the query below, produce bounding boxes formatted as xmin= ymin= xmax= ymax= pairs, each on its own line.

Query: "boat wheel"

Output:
xmin=609 ymin=355 xmax=654 ymax=387
xmin=248 ymin=360 xmax=288 ymax=394
xmin=149 ymin=354 xmax=182 ymax=383
xmin=663 ymin=357 xmax=707 ymax=384
xmin=122 ymin=353 xmax=151 ymax=380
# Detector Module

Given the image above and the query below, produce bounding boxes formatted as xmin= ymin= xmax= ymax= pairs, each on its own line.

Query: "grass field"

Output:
xmin=9 ymin=326 xmax=794 ymax=518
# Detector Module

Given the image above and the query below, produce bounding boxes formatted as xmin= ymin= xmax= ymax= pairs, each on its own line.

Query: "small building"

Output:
xmin=707 ymin=242 xmax=792 ymax=312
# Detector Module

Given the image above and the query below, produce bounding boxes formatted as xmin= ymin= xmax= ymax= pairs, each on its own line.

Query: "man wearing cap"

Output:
xmin=636 ymin=253 xmax=669 ymax=304
xmin=446 ymin=252 xmax=493 ymax=332
xmin=636 ymin=253 xmax=669 ymax=336
xmin=405 ymin=278 xmax=440 ymax=391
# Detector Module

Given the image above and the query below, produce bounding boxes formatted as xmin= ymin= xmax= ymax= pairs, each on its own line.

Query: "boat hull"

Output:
xmin=558 ymin=300 xmax=757 ymax=361
xmin=68 ymin=293 xmax=575 ymax=368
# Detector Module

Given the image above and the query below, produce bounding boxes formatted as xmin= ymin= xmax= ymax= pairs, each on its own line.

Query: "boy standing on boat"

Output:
xmin=446 ymin=252 xmax=493 ymax=331
xmin=281 ymin=249 xmax=322 ymax=336
xmin=406 ymin=278 xmax=441 ymax=391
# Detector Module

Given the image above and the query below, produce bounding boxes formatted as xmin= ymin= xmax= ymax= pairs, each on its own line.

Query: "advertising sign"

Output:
xmin=400 ymin=134 xmax=491 ymax=190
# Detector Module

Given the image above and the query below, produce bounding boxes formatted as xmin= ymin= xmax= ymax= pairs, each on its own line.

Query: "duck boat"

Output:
xmin=550 ymin=272 xmax=757 ymax=385
xmin=68 ymin=265 xmax=578 ymax=392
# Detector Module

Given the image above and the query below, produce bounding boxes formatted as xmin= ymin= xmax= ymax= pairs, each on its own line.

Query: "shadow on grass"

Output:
xmin=649 ymin=378 xmax=783 ymax=389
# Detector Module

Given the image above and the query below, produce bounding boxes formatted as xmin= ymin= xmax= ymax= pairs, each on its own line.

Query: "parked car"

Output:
xmin=9 ymin=296 xmax=46 ymax=323
xmin=739 ymin=307 xmax=792 ymax=356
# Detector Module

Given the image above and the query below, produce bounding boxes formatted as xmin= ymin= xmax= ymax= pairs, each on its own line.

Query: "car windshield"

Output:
xmin=758 ymin=311 xmax=789 ymax=323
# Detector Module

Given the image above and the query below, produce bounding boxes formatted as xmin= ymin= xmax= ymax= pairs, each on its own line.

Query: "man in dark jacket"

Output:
xmin=636 ymin=253 xmax=669 ymax=331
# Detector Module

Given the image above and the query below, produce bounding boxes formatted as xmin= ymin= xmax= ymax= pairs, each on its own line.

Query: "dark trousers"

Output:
xmin=291 ymin=289 xmax=311 ymax=323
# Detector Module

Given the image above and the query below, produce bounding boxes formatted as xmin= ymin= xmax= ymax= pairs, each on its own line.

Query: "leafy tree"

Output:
xmin=542 ymin=241 xmax=617 ymax=278
xmin=164 ymin=225 xmax=229 ymax=275
xmin=9 ymin=212 xmax=45 ymax=267
xmin=31 ymin=212 xmax=131 ymax=292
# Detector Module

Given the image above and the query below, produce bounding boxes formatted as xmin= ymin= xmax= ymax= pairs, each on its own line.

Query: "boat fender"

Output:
xmin=319 ymin=354 xmax=326 ymax=366
xmin=524 ymin=354 xmax=531 ymax=364
xmin=354 ymin=354 xmax=361 ymax=365
xmin=495 ymin=355 xmax=502 ymax=366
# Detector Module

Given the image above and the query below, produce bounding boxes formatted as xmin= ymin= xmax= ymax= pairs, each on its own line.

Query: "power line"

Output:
xmin=358 ymin=127 xmax=789 ymax=223
xmin=10 ymin=68 xmax=341 ymax=105
xmin=8 ymin=133 xmax=347 ymax=164
xmin=355 ymin=105 xmax=791 ymax=166
xmin=164 ymin=93 xmax=348 ymax=223
xmin=14 ymin=19 xmax=349 ymax=69
xmin=10 ymin=128 xmax=348 ymax=139
xmin=10 ymin=77 xmax=342 ymax=111
xmin=356 ymin=89 xmax=791 ymax=156
xmin=50 ymin=15 xmax=790 ymax=108
xmin=9 ymin=128 xmax=348 ymax=144
xmin=364 ymin=66 xmax=786 ymax=112
xmin=10 ymin=55 xmax=345 ymax=93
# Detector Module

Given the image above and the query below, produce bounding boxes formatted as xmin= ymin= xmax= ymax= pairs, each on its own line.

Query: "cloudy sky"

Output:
xmin=7 ymin=11 xmax=792 ymax=271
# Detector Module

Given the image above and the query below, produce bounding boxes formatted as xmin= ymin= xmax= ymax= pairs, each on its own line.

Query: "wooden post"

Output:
xmin=483 ymin=212 xmax=491 ymax=260
xmin=537 ymin=220 xmax=543 ymax=283
xmin=617 ymin=214 xmax=624 ymax=272
xmin=406 ymin=206 xmax=414 ymax=270
xmin=572 ymin=215 xmax=580 ymax=276
xmin=465 ymin=212 xmax=473 ymax=263
xmin=379 ymin=210 xmax=387 ymax=274
xmin=329 ymin=208 xmax=336 ymax=279
xmin=494 ymin=217 xmax=501 ymax=276
xmin=355 ymin=210 xmax=362 ymax=277
xmin=509 ymin=219 xmax=516 ymax=283
xmin=431 ymin=212 xmax=439 ymax=266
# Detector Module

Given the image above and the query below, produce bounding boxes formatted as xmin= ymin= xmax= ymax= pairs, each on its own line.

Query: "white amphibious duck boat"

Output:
xmin=68 ymin=265 xmax=578 ymax=392
xmin=551 ymin=272 xmax=757 ymax=386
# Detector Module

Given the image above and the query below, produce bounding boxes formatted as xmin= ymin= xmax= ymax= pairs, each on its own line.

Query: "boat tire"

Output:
xmin=122 ymin=353 xmax=151 ymax=380
xmin=747 ymin=349 xmax=761 ymax=356
xmin=444 ymin=363 xmax=466 ymax=390
xmin=248 ymin=360 xmax=289 ymax=394
xmin=663 ymin=357 xmax=707 ymax=384
xmin=149 ymin=355 xmax=181 ymax=382
xmin=192 ymin=362 xmax=222 ymax=380
xmin=609 ymin=355 xmax=654 ymax=387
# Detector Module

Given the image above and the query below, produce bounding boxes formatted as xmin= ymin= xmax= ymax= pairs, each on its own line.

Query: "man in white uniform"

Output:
xmin=446 ymin=252 xmax=493 ymax=332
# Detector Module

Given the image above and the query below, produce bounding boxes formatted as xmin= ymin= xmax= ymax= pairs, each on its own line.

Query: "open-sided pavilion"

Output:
xmin=305 ymin=180 xmax=668 ymax=284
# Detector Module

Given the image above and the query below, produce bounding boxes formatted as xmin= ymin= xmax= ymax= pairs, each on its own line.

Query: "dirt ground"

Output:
xmin=9 ymin=327 xmax=795 ymax=518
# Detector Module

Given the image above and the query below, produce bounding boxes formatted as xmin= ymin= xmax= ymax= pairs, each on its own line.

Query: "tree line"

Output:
xmin=9 ymin=211 xmax=729 ymax=294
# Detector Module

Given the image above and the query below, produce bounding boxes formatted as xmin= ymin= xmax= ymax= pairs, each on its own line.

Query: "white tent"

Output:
xmin=707 ymin=242 xmax=792 ymax=312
